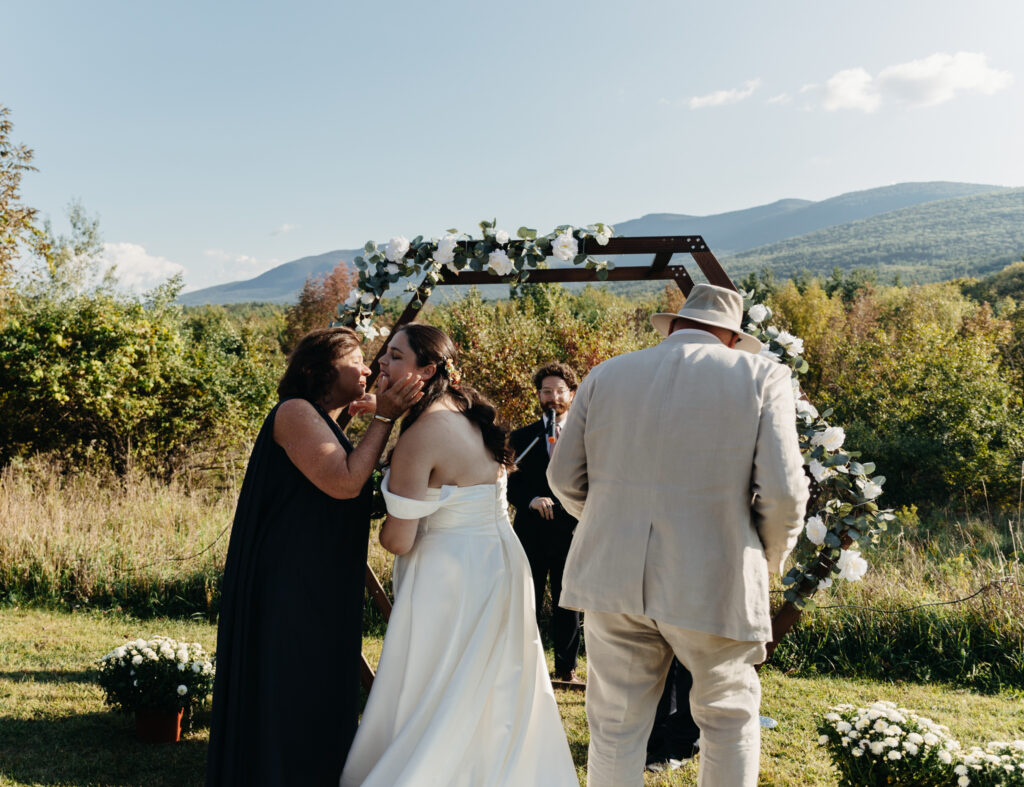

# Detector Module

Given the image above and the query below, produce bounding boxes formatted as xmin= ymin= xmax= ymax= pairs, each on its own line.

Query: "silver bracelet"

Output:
xmin=373 ymin=414 xmax=394 ymax=424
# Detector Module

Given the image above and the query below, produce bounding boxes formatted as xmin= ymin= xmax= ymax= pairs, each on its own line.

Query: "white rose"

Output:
xmin=384 ymin=236 xmax=410 ymax=262
xmin=433 ymin=235 xmax=458 ymax=266
xmin=817 ymin=577 xmax=833 ymax=592
xmin=748 ymin=304 xmax=769 ymax=323
xmin=812 ymin=426 xmax=846 ymax=452
xmin=805 ymin=516 xmax=827 ymax=546
xmin=594 ymin=227 xmax=611 ymax=246
xmin=795 ymin=398 xmax=818 ymax=421
xmin=488 ymin=249 xmax=515 ymax=276
xmin=494 ymin=229 xmax=510 ymax=246
xmin=809 ymin=459 xmax=833 ymax=482
xmin=132 ymin=655 xmax=143 ymax=665
xmin=360 ymin=292 xmax=376 ymax=305
xmin=385 ymin=263 xmax=400 ymax=276
xmin=176 ymin=685 xmax=188 ymax=696
xmin=551 ymin=230 xmax=579 ymax=262
xmin=860 ymin=479 xmax=883 ymax=499
xmin=344 ymin=290 xmax=359 ymax=307
xmin=378 ymin=326 xmax=391 ymax=338
xmin=775 ymin=330 xmax=805 ymax=356
xmin=837 ymin=549 xmax=869 ymax=582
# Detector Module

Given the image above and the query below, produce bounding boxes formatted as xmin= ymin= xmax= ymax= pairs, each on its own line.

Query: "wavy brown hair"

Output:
xmin=277 ymin=327 xmax=360 ymax=403
xmin=393 ymin=324 xmax=514 ymax=468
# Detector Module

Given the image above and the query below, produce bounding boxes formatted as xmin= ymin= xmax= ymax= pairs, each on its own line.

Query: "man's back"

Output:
xmin=549 ymin=330 xmax=808 ymax=642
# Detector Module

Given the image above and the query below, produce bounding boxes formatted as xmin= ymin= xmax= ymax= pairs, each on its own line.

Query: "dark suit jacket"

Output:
xmin=508 ymin=417 xmax=578 ymax=549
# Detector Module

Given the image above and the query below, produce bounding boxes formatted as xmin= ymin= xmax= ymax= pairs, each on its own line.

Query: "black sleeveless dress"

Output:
xmin=206 ymin=399 xmax=372 ymax=786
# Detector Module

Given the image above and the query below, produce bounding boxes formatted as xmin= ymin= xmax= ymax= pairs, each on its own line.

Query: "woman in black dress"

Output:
xmin=206 ymin=327 xmax=422 ymax=786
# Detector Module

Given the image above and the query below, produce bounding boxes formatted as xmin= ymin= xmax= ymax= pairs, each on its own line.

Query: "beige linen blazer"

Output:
xmin=547 ymin=331 xmax=809 ymax=643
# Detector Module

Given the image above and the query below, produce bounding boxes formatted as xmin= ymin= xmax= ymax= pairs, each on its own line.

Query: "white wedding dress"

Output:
xmin=340 ymin=471 xmax=578 ymax=787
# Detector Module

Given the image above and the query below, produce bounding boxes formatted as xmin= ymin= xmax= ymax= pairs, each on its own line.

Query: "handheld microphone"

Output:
xmin=546 ymin=408 xmax=558 ymax=446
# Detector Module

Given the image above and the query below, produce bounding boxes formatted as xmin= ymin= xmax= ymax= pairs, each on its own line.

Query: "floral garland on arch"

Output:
xmin=337 ymin=219 xmax=615 ymax=340
xmin=337 ymin=218 xmax=890 ymax=610
xmin=743 ymin=298 xmax=896 ymax=610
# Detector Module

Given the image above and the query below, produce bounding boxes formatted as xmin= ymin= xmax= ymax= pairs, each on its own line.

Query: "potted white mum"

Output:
xmin=97 ymin=636 xmax=215 ymax=742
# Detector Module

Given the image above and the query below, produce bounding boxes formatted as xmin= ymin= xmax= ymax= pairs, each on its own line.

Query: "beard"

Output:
xmin=543 ymin=400 xmax=571 ymax=416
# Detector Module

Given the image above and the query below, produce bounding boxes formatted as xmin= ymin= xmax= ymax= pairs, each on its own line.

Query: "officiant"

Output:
xmin=508 ymin=362 xmax=581 ymax=682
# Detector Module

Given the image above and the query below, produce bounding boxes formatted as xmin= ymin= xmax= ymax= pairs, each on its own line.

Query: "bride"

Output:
xmin=340 ymin=323 xmax=578 ymax=787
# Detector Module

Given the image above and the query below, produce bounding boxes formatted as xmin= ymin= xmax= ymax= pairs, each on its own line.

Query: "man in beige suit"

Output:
xmin=547 ymin=283 xmax=809 ymax=787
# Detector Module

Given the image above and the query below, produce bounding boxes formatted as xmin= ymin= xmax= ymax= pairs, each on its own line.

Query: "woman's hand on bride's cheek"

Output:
xmin=347 ymin=394 xmax=376 ymax=416
xmin=376 ymin=373 xmax=424 ymax=419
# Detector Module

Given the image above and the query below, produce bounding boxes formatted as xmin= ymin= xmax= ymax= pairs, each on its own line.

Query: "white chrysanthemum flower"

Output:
xmin=748 ymin=303 xmax=769 ymax=323
xmin=851 ymin=748 xmax=863 ymax=757
xmin=818 ymin=735 xmax=829 ymax=744
xmin=958 ymin=777 xmax=970 ymax=787
xmin=134 ymin=638 xmax=147 ymax=650
xmin=132 ymin=655 xmax=143 ymax=665
xmin=907 ymin=732 xmax=924 ymax=745
xmin=870 ymin=741 xmax=885 ymax=755
xmin=192 ymin=662 xmax=202 ymax=673
xmin=887 ymin=750 xmax=901 ymax=760
xmin=176 ymin=684 xmax=188 ymax=696
xmin=551 ymin=230 xmax=579 ymax=262
xmin=836 ymin=721 xmax=852 ymax=734
xmin=904 ymin=742 xmax=919 ymax=755
xmin=955 ymin=765 xmax=968 ymax=776
xmin=812 ymin=426 xmax=846 ymax=452
xmin=873 ymin=718 xmax=888 ymax=732
xmin=925 ymin=733 xmax=940 ymax=746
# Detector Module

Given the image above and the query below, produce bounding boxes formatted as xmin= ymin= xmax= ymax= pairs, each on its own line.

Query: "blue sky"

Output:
xmin=2 ymin=0 xmax=1022 ymax=291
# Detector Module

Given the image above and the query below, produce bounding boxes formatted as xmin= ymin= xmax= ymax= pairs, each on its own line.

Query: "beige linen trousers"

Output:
xmin=548 ymin=330 xmax=809 ymax=787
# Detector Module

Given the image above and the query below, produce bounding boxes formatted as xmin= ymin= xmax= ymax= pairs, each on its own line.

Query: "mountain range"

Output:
xmin=178 ymin=182 xmax=1023 ymax=306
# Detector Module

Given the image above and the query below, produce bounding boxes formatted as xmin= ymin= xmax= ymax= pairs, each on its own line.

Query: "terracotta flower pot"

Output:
xmin=135 ymin=708 xmax=184 ymax=743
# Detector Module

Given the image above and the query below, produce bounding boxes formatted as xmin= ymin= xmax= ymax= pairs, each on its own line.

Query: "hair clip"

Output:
xmin=443 ymin=357 xmax=462 ymax=387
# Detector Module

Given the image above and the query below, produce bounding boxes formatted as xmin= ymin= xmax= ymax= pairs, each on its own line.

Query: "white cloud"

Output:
xmin=766 ymin=93 xmax=791 ymax=105
xmin=823 ymin=67 xmax=881 ymax=112
xmin=271 ymin=223 xmax=299 ymax=236
xmin=199 ymin=249 xmax=281 ymax=288
xmin=101 ymin=242 xmax=185 ymax=291
xmin=822 ymin=52 xmax=1012 ymax=112
xmin=689 ymin=78 xmax=761 ymax=109
xmin=877 ymin=51 xmax=1013 ymax=107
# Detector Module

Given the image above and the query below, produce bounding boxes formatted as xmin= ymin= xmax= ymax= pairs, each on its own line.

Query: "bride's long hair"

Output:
xmin=391 ymin=324 xmax=514 ymax=469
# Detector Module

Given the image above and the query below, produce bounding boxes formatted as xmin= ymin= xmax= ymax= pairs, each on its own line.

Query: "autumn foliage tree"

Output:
xmin=282 ymin=260 xmax=354 ymax=351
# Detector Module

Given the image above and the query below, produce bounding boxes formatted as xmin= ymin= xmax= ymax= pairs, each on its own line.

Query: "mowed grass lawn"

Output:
xmin=2 ymin=607 xmax=1024 ymax=786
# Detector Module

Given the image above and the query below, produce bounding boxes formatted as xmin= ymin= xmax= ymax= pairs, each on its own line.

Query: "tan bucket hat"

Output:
xmin=650 ymin=283 xmax=762 ymax=353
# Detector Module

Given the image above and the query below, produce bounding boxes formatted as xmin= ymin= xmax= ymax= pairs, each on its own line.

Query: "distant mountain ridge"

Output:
xmin=730 ymin=188 xmax=1024 ymax=282
xmin=178 ymin=181 xmax=1014 ymax=305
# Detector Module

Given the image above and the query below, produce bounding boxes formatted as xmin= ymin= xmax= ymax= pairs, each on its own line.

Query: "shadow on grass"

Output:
xmin=0 ymin=669 xmax=95 ymax=685
xmin=0 ymin=711 xmax=209 ymax=786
